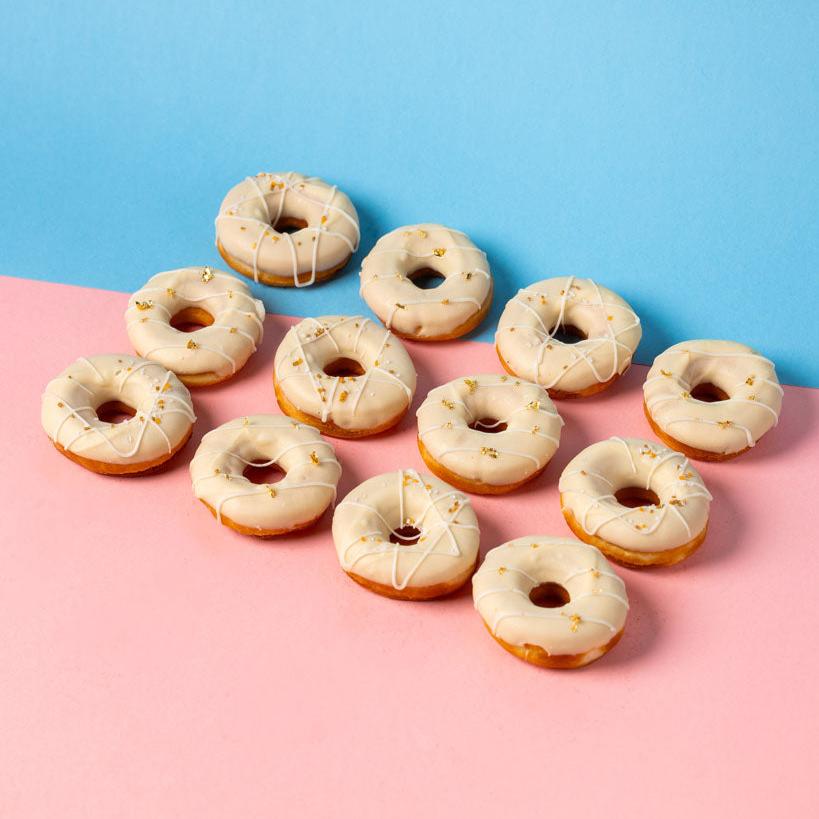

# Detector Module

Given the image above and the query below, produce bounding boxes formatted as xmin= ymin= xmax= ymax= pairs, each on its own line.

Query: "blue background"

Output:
xmin=2 ymin=1 xmax=817 ymax=386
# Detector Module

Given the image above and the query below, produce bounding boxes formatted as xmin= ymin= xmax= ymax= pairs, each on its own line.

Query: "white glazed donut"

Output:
xmin=359 ymin=224 xmax=493 ymax=340
xmin=190 ymin=414 xmax=340 ymax=537
xmin=331 ymin=469 xmax=480 ymax=600
xmin=643 ymin=340 xmax=783 ymax=461
xmin=559 ymin=437 xmax=712 ymax=567
xmin=41 ymin=354 xmax=195 ymax=475
xmin=125 ymin=266 xmax=265 ymax=387
xmin=472 ymin=536 xmax=629 ymax=669
xmin=215 ymin=172 xmax=360 ymax=287
xmin=495 ymin=275 xmax=641 ymax=398
xmin=416 ymin=374 xmax=563 ymax=494
xmin=273 ymin=316 xmax=417 ymax=438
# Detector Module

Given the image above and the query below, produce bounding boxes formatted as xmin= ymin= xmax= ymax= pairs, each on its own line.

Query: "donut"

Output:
xmin=332 ymin=469 xmax=480 ymax=600
xmin=495 ymin=275 xmax=641 ymax=398
xmin=359 ymin=224 xmax=493 ymax=340
xmin=559 ymin=437 xmax=712 ymax=567
xmin=41 ymin=354 xmax=195 ymax=475
xmin=190 ymin=414 xmax=340 ymax=537
xmin=416 ymin=374 xmax=563 ymax=494
xmin=125 ymin=266 xmax=265 ymax=387
xmin=472 ymin=536 xmax=628 ymax=669
xmin=643 ymin=340 xmax=783 ymax=461
xmin=215 ymin=172 xmax=359 ymax=287
xmin=273 ymin=316 xmax=417 ymax=438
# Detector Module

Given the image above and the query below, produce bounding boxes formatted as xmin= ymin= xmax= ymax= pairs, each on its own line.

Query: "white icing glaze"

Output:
xmin=558 ymin=437 xmax=711 ymax=553
xmin=215 ymin=172 xmax=360 ymax=287
xmin=190 ymin=414 xmax=340 ymax=533
xmin=644 ymin=340 xmax=783 ymax=455
xmin=495 ymin=276 xmax=641 ymax=394
xmin=332 ymin=470 xmax=480 ymax=591
xmin=41 ymin=354 xmax=195 ymax=466
xmin=472 ymin=536 xmax=629 ymax=658
xmin=359 ymin=224 xmax=493 ymax=339
xmin=125 ymin=266 xmax=265 ymax=381
xmin=274 ymin=316 xmax=417 ymax=434
xmin=416 ymin=374 xmax=563 ymax=487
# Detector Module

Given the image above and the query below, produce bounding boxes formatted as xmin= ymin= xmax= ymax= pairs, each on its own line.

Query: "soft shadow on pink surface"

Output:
xmin=4 ymin=277 xmax=819 ymax=819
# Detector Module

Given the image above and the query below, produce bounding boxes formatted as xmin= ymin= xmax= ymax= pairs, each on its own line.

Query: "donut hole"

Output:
xmin=170 ymin=307 xmax=214 ymax=333
xmin=408 ymin=267 xmax=446 ymax=290
xmin=242 ymin=461 xmax=286 ymax=485
xmin=615 ymin=486 xmax=661 ymax=508
xmin=96 ymin=401 xmax=136 ymax=424
xmin=529 ymin=582 xmax=570 ymax=608
xmin=323 ymin=357 xmax=365 ymax=378
xmin=469 ymin=417 xmax=508 ymax=433
xmin=552 ymin=323 xmax=587 ymax=345
xmin=389 ymin=525 xmax=422 ymax=546
xmin=273 ymin=216 xmax=308 ymax=234
xmin=690 ymin=382 xmax=730 ymax=403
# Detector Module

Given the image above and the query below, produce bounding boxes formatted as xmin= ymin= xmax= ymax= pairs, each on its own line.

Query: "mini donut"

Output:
xmin=472 ymin=536 xmax=628 ymax=669
xmin=416 ymin=374 xmax=563 ymax=494
xmin=332 ymin=469 xmax=480 ymax=600
xmin=41 ymin=354 xmax=195 ymax=475
xmin=215 ymin=172 xmax=359 ymax=287
xmin=273 ymin=316 xmax=417 ymax=438
xmin=359 ymin=224 xmax=493 ymax=340
xmin=190 ymin=414 xmax=341 ymax=537
xmin=126 ymin=266 xmax=265 ymax=387
xmin=495 ymin=275 xmax=641 ymax=398
xmin=559 ymin=437 xmax=712 ymax=567
xmin=643 ymin=339 xmax=783 ymax=461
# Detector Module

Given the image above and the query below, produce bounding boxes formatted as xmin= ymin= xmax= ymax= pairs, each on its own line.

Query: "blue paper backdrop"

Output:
xmin=2 ymin=1 xmax=817 ymax=386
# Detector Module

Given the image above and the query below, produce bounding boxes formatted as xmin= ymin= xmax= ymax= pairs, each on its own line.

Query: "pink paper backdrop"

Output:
xmin=2 ymin=276 xmax=818 ymax=817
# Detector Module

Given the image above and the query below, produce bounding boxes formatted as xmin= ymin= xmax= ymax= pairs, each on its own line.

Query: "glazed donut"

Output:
xmin=495 ymin=276 xmax=641 ymax=398
xmin=559 ymin=437 xmax=712 ymax=567
xmin=332 ymin=469 xmax=480 ymax=600
xmin=274 ymin=316 xmax=417 ymax=438
xmin=643 ymin=340 xmax=783 ymax=461
xmin=190 ymin=414 xmax=340 ymax=537
xmin=416 ymin=374 xmax=563 ymax=494
xmin=215 ymin=172 xmax=359 ymax=287
xmin=41 ymin=354 xmax=195 ymax=475
xmin=359 ymin=224 xmax=493 ymax=340
xmin=125 ymin=266 xmax=265 ymax=387
xmin=472 ymin=536 xmax=628 ymax=669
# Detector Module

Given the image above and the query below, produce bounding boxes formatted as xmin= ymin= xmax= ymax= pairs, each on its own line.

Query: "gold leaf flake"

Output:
xmin=432 ymin=247 xmax=446 ymax=257
xmin=480 ymin=446 xmax=499 ymax=459
xmin=746 ymin=375 xmax=755 ymax=386
xmin=464 ymin=378 xmax=478 ymax=393
xmin=292 ymin=357 xmax=303 ymax=366
xmin=717 ymin=420 xmax=733 ymax=429
xmin=201 ymin=267 xmax=214 ymax=283
xmin=498 ymin=566 xmax=507 ymax=575
xmin=339 ymin=390 xmax=349 ymax=402
xmin=526 ymin=400 xmax=540 ymax=411
xmin=569 ymin=614 xmax=582 ymax=632
xmin=310 ymin=450 xmax=320 ymax=465
xmin=135 ymin=300 xmax=153 ymax=311
xmin=661 ymin=369 xmax=672 ymax=377
xmin=186 ymin=340 xmax=198 ymax=350
xmin=267 ymin=486 xmax=277 ymax=498
xmin=441 ymin=399 xmax=455 ymax=410
xmin=166 ymin=287 xmax=176 ymax=297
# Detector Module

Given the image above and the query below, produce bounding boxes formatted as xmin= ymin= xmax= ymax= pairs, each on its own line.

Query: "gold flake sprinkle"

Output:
xmin=661 ymin=369 xmax=672 ymax=377
xmin=464 ymin=271 xmax=473 ymax=280
xmin=591 ymin=569 xmax=601 ymax=578
xmin=267 ymin=486 xmax=277 ymax=498
xmin=532 ymin=425 xmax=541 ymax=434
xmin=748 ymin=394 xmax=756 ymax=401
xmin=213 ymin=468 xmax=220 ymax=475
xmin=480 ymin=446 xmax=499 ymax=459
xmin=186 ymin=340 xmax=198 ymax=350
xmin=395 ymin=302 xmax=406 ymax=310
xmin=607 ymin=315 xmax=613 ymax=321
xmin=201 ymin=267 xmax=214 ymax=283
xmin=441 ymin=399 xmax=455 ymax=410
xmin=531 ymin=542 xmax=540 ymax=549
xmin=441 ymin=298 xmax=450 ymax=305
xmin=152 ymin=416 xmax=161 ymax=424
xmin=166 ymin=287 xmax=176 ymax=297
xmin=292 ymin=357 xmax=303 ymax=366
xmin=321 ymin=215 xmax=328 ymax=224
xmin=444 ymin=420 xmax=453 ymax=429
xmin=310 ymin=450 xmax=320 ymax=465
xmin=432 ymin=247 xmax=446 ymax=257
xmin=679 ymin=471 xmax=694 ymax=481
xmin=162 ymin=383 xmax=172 ymax=393
xmin=57 ymin=401 xmax=64 ymax=408
xmin=229 ymin=327 xmax=237 ymax=334
xmin=498 ymin=566 xmax=507 ymax=575
xmin=569 ymin=614 xmax=582 ymax=632
xmin=464 ymin=378 xmax=478 ymax=393
xmin=669 ymin=497 xmax=686 ymax=506
xmin=746 ymin=375 xmax=755 ymax=386
xmin=717 ymin=420 xmax=733 ymax=429
xmin=135 ymin=300 xmax=153 ymax=311
xmin=339 ymin=390 xmax=349 ymax=402
xmin=526 ymin=400 xmax=540 ymax=411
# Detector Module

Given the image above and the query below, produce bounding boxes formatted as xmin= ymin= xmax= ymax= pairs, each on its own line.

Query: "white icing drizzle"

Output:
xmin=559 ymin=437 xmax=712 ymax=553
xmin=41 ymin=355 xmax=195 ymax=466
xmin=274 ymin=315 xmax=417 ymax=434
xmin=472 ymin=537 xmax=629 ymax=658
xmin=416 ymin=374 xmax=563 ymax=488
xmin=359 ymin=224 xmax=493 ymax=339
xmin=332 ymin=470 xmax=480 ymax=591
xmin=215 ymin=172 xmax=360 ymax=287
xmin=190 ymin=414 xmax=341 ymax=533
xmin=495 ymin=276 xmax=642 ymax=394
xmin=643 ymin=339 xmax=783 ymax=456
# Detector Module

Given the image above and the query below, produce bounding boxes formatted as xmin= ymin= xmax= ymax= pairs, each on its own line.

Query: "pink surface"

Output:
xmin=2 ymin=275 xmax=818 ymax=818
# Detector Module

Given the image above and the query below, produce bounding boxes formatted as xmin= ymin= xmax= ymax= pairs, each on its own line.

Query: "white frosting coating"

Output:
xmin=215 ymin=172 xmax=360 ymax=286
xmin=473 ymin=536 xmax=629 ymax=657
xmin=359 ymin=224 xmax=492 ymax=339
xmin=41 ymin=354 xmax=195 ymax=465
xmin=644 ymin=340 xmax=783 ymax=455
xmin=190 ymin=414 xmax=340 ymax=532
xmin=495 ymin=276 xmax=641 ymax=394
xmin=416 ymin=374 xmax=563 ymax=487
xmin=274 ymin=316 xmax=417 ymax=433
xmin=559 ymin=437 xmax=711 ymax=553
xmin=126 ymin=266 xmax=265 ymax=381
xmin=332 ymin=470 xmax=480 ymax=591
